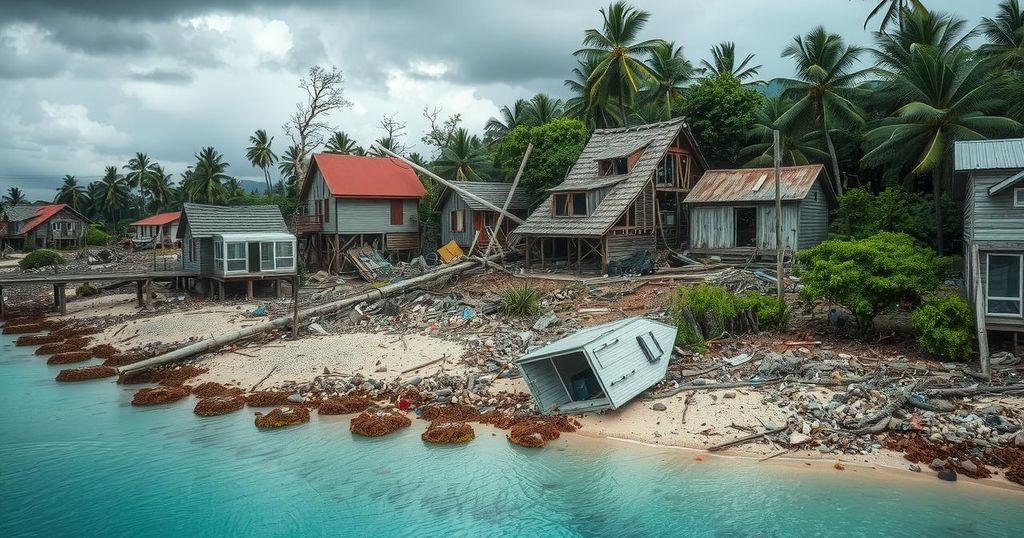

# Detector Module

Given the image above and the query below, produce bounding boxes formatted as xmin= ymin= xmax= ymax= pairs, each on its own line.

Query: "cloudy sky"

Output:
xmin=0 ymin=0 xmax=1000 ymax=201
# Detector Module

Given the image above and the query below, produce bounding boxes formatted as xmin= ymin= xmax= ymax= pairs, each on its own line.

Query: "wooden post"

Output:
xmin=524 ymin=238 xmax=531 ymax=269
xmin=53 ymin=284 xmax=61 ymax=311
xmin=483 ymin=143 xmax=533 ymax=263
xmin=144 ymin=280 xmax=152 ymax=308
xmin=291 ymin=274 xmax=300 ymax=338
xmin=773 ymin=130 xmax=784 ymax=304
xmin=246 ymin=279 xmax=254 ymax=300
xmin=601 ymin=237 xmax=608 ymax=275
xmin=136 ymin=281 xmax=144 ymax=307
xmin=218 ymin=280 xmax=225 ymax=301
xmin=57 ymin=284 xmax=66 ymax=315
xmin=0 ymin=285 xmax=5 ymax=319
xmin=971 ymin=244 xmax=990 ymax=374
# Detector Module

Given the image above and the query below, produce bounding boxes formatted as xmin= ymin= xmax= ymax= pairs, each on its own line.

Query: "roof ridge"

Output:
xmin=593 ymin=117 xmax=686 ymax=135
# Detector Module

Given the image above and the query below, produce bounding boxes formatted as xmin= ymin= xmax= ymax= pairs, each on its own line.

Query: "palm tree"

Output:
xmin=574 ymin=1 xmax=663 ymax=124
xmin=54 ymin=175 xmax=86 ymax=211
xmin=96 ymin=166 xmax=130 ymax=223
xmin=2 ymin=187 xmax=26 ymax=206
xmin=872 ymin=5 xmax=974 ymax=71
xmin=485 ymin=99 xmax=528 ymax=141
xmin=740 ymin=95 xmax=830 ymax=167
xmin=323 ymin=131 xmax=358 ymax=155
xmin=698 ymin=42 xmax=762 ymax=82
xmin=861 ymin=46 xmax=1023 ymax=251
xmin=523 ymin=93 xmax=565 ymax=126
xmin=644 ymin=41 xmax=694 ymax=113
xmin=778 ymin=27 xmax=867 ymax=195
xmin=188 ymin=147 xmax=230 ymax=204
xmin=980 ymin=0 xmax=1024 ymax=70
xmin=434 ymin=128 xmax=493 ymax=181
xmin=146 ymin=165 xmax=174 ymax=212
xmin=564 ymin=57 xmax=618 ymax=128
xmin=223 ymin=178 xmax=245 ymax=204
xmin=369 ymin=137 xmax=403 ymax=157
xmin=864 ymin=0 xmax=925 ymax=31
xmin=245 ymin=129 xmax=278 ymax=193
xmin=84 ymin=181 xmax=105 ymax=220
xmin=278 ymin=144 xmax=303 ymax=196
xmin=123 ymin=152 xmax=158 ymax=217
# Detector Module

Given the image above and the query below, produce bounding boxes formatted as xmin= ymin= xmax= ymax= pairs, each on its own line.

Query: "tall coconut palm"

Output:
xmin=146 ymin=165 xmax=174 ymax=212
xmin=778 ymin=27 xmax=867 ymax=195
xmin=980 ymin=0 xmax=1024 ymax=70
xmin=644 ymin=41 xmax=694 ymax=112
xmin=565 ymin=57 xmax=618 ymax=128
xmin=223 ymin=178 xmax=245 ymax=204
xmin=740 ymin=95 xmax=830 ymax=167
xmin=96 ymin=166 xmax=130 ymax=223
xmin=54 ymin=175 xmax=86 ymax=211
xmin=2 ymin=187 xmax=26 ymax=206
xmin=485 ymin=99 xmax=529 ymax=141
xmin=873 ymin=5 xmax=974 ymax=71
xmin=278 ymin=144 xmax=303 ymax=196
xmin=84 ymin=181 xmax=105 ymax=220
xmin=864 ymin=0 xmax=925 ymax=31
xmin=861 ymin=46 xmax=1023 ymax=251
xmin=369 ymin=137 xmax=403 ymax=157
xmin=188 ymin=147 xmax=230 ymax=204
xmin=523 ymin=93 xmax=565 ymax=126
xmin=323 ymin=131 xmax=358 ymax=155
xmin=574 ymin=1 xmax=663 ymax=125
xmin=245 ymin=129 xmax=278 ymax=193
xmin=698 ymin=42 xmax=762 ymax=82
xmin=123 ymin=152 xmax=158 ymax=217
xmin=434 ymin=128 xmax=493 ymax=181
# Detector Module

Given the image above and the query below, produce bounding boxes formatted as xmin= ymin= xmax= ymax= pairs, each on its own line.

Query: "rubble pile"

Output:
xmin=350 ymin=408 xmax=412 ymax=437
xmin=131 ymin=386 xmax=190 ymax=406
xmin=194 ymin=395 xmax=246 ymax=417
xmin=255 ymin=406 xmax=310 ymax=428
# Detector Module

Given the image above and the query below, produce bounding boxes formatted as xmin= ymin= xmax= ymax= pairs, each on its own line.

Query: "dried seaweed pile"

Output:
xmin=192 ymin=382 xmax=243 ymax=398
xmin=55 ymin=365 xmax=116 ymax=382
xmin=35 ymin=337 xmax=92 ymax=355
xmin=350 ymin=409 xmax=412 ymax=437
xmin=46 ymin=351 xmax=94 ymax=365
xmin=245 ymin=391 xmax=294 ymax=407
xmin=255 ymin=406 xmax=310 ymax=428
xmin=422 ymin=421 xmax=475 ymax=444
xmin=131 ymin=386 xmax=190 ymax=406
xmin=194 ymin=395 xmax=246 ymax=417
xmin=318 ymin=394 xmax=372 ymax=415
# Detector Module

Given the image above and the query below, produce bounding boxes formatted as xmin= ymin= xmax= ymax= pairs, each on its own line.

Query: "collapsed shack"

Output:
xmin=517 ymin=317 xmax=677 ymax=415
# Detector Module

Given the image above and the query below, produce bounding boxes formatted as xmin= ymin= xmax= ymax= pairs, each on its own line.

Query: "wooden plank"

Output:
xmin=972 ymin=244 xmax=990 ymax=374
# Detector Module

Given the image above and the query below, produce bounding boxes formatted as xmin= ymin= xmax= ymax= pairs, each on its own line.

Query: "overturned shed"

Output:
xmin=516 ymin=317 xmax=677 ymax=415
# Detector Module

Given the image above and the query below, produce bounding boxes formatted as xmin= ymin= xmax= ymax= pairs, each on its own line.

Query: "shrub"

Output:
xmin=796 ymin=232 xmax=944 ymax=335
xmin=18 ymin=249 xmax=66 ymax=270
xmin=667 ymin=284 xmax=787 ymax=351
xmin=84 ymin=224 xmax=110 ymax=246
xmin=911 ymin=294 xmax=974 ymax=361
xmin=500 ymin=284 xmax=540 ymax=317
xmin=76 ymin=283 xmax=98 ymax=297
xmin=829 ymin=187 xmax=961 ymax=249
xmin=741 ymin=291 xmax=788 ymax=330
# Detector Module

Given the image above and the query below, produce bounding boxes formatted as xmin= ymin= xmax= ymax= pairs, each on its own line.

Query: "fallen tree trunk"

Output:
xmin=923 ymin=383 xmax=1024 ymax=398
xmin=117 ymin=256 xmax=499 ymax=374
xmin=650 ymin=378 xmax=784 ymax=400
xmin=708 ymin=424 xmax=787 ymax=452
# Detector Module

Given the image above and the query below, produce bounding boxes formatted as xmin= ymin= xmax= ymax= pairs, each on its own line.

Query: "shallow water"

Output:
xmin=1 ymin=332 xmax=1022 ymax=537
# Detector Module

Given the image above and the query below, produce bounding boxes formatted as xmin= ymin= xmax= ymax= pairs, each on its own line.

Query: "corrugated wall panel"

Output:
xmin=440 ymin=195 xmax=475 ymax=248
xmin=336 ymin=198 xmax=418 ymax=234
xmin=689 ymin=206 xmax=733 ymax=248
xmin=757 ymin=204 xmax=800 ymax=250
xmin=797 ymin=182 xmax=829 ymax=249
xmin=518 ymin=360 xmax=570 ymax=413
xmin=971 ymin=170 xmax=1024 ymax=241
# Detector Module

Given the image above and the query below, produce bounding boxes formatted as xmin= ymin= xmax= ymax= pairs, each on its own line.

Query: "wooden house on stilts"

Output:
xmin=514 ymin=119 xmax=707 ymax=274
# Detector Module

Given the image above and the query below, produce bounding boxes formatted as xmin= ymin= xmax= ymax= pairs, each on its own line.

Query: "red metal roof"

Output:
xmin=684 ymin=164 xmax=830 ymax=204
xmin=18 ymin=204 xmax=69 ymax=235
xmin=306 ymin=154 xmax=426 ymax=199
xmin=131 ymin=211 xmax=181 ymax=226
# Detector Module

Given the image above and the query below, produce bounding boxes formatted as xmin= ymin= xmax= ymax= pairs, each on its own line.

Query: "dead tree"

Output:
xmin=283 ymin=65 xmax=353 ymax=178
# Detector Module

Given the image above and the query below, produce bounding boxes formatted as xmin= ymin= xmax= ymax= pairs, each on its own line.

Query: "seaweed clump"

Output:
xmin=421 ymin=421 xmax=475 ymax=444
xmin=47 ymin=351 xmax=95 ymax=365
xmin=245 ymin=391 xmax=294 ymax=407
xmin=318 ymin=394 xmax=372 ymax=415
xmin=55 ymin=365 xmax=116 ymax=382
xmin=16 ymin=334 xmax=63 ymax=346
xmin=255 ymin=406 xmax=310 ymax=428
xmin=350 ymin=408 xmax=412 ymax=437
xmin=35 ymin=337 xmax=92 ymax=356
xmin=192 ymin=382 xmax=243 ymax=398
xmin=506 ymin=417 xmax=580 ymax=449
xmin=131 ymin=386 xmax=190 ymax=406
xmin=194 ymin=395 xmax=246 ymax=417
xmin=419 ymin=404 xmax=480 ymax=422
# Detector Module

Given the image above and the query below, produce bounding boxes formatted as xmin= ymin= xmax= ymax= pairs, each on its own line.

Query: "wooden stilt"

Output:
xmin=57 ymin=284 xmax=67 ymax=315
xmin=524 ymin=238 xmax=531 ymax=270
xmin=218 ymin=280 xmax=225 ymax=301
xmin=246 ymin=279 xmax=254 ymax=300
xmin=53 ymin=284 xmax=61 ymax=311
xmin=136 ymin=281 xmax=144 ymax=307
xmin=0 ymin=285 xmax=5 ymax=319
xmin=291 ymin=274 xmax=300 ymax=338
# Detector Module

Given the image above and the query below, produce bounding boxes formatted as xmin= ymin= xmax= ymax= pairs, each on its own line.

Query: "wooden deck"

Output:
xmin=0 ymin=270 xmax=197 ymax=317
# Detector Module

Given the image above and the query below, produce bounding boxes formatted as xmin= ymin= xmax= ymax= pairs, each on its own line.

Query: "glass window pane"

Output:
xmin=572 ymin=193 xmax=587 ymax=216
xmin=988 ymin=255 xmax=1021 ymax=298
xmin=275 ymin=242 xmax=293 ymax=257
xmin=988 ymin=299 xmax=1021 ymax=315
xmin=227 ymin=260 xmax=246 ymax=271
xmin=261 ymin=242 xmax=274 ymax=270
xmin=554 ymin=194 xmax=568 ymax=216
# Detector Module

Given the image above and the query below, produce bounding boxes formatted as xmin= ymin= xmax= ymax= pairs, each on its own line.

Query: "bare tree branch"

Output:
xmin=283 ymin=65 xmax=353 ymax=179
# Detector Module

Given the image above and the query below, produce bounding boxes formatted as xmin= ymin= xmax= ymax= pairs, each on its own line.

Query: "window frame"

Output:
xmin=552 ymin=192 xmax=588 ymax=218
xmin=985 ymin=253 xmax=1023 ymax=318
xmin=274 ymin=241 xmax=294 ymax=270
xmin=1014 ymin=188 xmax=1024 ymax=208
xmin=450 ymin=209 xmax=465 ymax=232
xmin=390 ymin=199 xmax=404 ymax=226
xmin=225 ymin=241 xmax=248 ymax=273
xmin=214 ymin=239 xmax=224 ymax=270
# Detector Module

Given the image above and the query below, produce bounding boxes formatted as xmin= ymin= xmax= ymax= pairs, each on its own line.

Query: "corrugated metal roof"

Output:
xmin=131 ymin=211 xmax=180 ymax=226
xmin=180 ymin=203 xmax=289 ymax=238
xmin=955 ymin=139 xmax=1024 ymax=171
xmin=303 ymin=154 xmax=426 ymax=199
xmin=516 ymin=118 xmax=706 ymax=237
xmin=684 ymin=164 xmax=828 ymax=205
xmin=439 ymin=182 xmax=529 ymax=212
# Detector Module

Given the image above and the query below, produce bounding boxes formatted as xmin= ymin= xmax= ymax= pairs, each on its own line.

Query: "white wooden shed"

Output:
xmin=516 ymin=317 xmax=677 ymax=415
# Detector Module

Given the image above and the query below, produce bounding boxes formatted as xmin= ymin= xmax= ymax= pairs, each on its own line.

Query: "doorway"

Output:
xmin=734 ymin=208 xmax=757 ymax=247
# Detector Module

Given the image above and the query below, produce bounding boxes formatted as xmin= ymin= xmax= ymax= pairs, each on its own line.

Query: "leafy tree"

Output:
xmin=323 ymin=131 xmax=358 ymax=155
xmin=246 ymin=129 xmax=278 ymax=193
xmin=485 ymin=99 xmax=528 ymax=141
xmin=574 ymin=1 xmax=663 ymax=124
xmin=829 ymin=186 xmax=946 ymax=245
xmin=283 ymin=65 xmax=352 ymax=178
xmin=644 ymin=40 xmax=694 ymax=115
xmin=2 ymin=186 xmax=26 ymax=206
xmin=523 ymin=94 xmax=565 ymax=126
xmin=911 ymin=293 xmax=974 ymax=360
xmin=492 ymin=117 xmax=588 ymax=202
xmin=434 ymin=128 xmax=492 ymax=181
xmin=84 ymin=224 xmax=110 ymax=246
xmin=54 ymin=175 xmax=87 ymax=211
xmin=778 ymin=27 xmax=867 ymax=195
xmin=676 ymin=73 xmax=764 ymax=167
xmin=19 ymin=249 xmax=66 ymax=269
xmin=740 ymin=95 xmax=829 ymax=167
xmin=223 ymin=178 xmax=245 ymax=204
xmin=187 ymin=147 xmax=230 ymax=204
xmin=698 ymin=41 xmax=762 ymax=82
xmin=796 ymin=232 xmax=944 ymax=335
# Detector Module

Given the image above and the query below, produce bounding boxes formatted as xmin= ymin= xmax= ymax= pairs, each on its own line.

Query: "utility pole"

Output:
xmin=773 ymin=130 xmax=784 ymax=304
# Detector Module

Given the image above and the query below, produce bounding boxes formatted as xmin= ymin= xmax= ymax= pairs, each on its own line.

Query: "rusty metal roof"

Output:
xmin=684 ymin=164 xmax=828 ymax=204
xmin=955 ymin=139 xmax=1024 ymax=171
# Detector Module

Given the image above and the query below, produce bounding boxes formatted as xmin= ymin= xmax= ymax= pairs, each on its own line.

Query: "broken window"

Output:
xmin=450 ymin=210 xmax=465 ymax=232
xmin=553 ymin=192 xmax=588 ymax=217
xmin=598 ymin=157 xmax=629 ymax=176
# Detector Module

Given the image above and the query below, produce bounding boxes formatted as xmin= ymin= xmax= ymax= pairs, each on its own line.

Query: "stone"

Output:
xmin=1015 ymin=431 xmax=1024 ymax=447
xmin=308 ymin=323 xmax=329 ymax=336
xmin=652 ymin=403 xmax=667 ymax=411
xmin=723 ymin=391 xmax=737 ymax=399
xmin=929 ymin=458 xmax=946 ymax=471
xmin=909 ymin=464 xmax=922 ymax=472
xmin=532 ymin=312 xmax=558 ymax=331
xmin=789 ymin=432 xmax=811 ymax=445
xmin=937 ymin=470 xmax=957 ymax=482
xmin=802 ymin=422 xmax=812 ymax=435
xmin=960 ymin=460 xmax=978 ymax=474
xmin=287 ymin=393 xmax=304 ymax=403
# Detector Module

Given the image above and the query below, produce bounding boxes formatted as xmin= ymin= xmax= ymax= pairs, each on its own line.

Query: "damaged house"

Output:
xmin=516 ymin=317 xmax=677 ymax=415
xmin=514 ymin=118 xmax=708 ymax=273
xmin=683 ymin=164 xmax=833 ymax=260
xmin=437 ymin=181 xmax=529 ymax=253
xmin=0 ymin=204 xmax=90 ymax=250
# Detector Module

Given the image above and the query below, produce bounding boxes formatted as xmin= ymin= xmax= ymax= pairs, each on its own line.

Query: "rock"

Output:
xmin=937 ymin=470 xmax=957 ymax=482
xmin=723 ymin=391 xmax=737 ymax=399
xmin=692 ymin=378 xmax=706 ymax=386
xmin=1015 ymin=431 xmax=1024 ymax=447
xmin=909 ymin=464 xmax=922 ymax=472
xmin=801 ymin=422 xmax=812 ymax=435
xmin=789 ymin=432 xmax=811 ymax=445
xmin=960 ymin=460 xmax=978 ymax=474
xmin=287 ymin=393 xmax=304 ymax=403
xmin=652 ymin=403 xmax=667 ymax=411
xmin=308 ymin=323 xmax=329 ymax=336
xmin=532 ymin=312 xmax=558 ymax=331
xmin=929 ymin=458 xmax=946 ymax=471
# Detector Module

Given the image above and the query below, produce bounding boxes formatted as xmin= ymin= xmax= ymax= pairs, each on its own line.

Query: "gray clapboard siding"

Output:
xmin=439 ymin=194 xmax=476 ymax=247
xmin=336 ymin=198 xmax=418 ymax=233
xmin=756 ymin=204 xmax=800 ymax=250
xmin=606 ymin=233 xmax=656 ymax=262
xmin=182 ymin=230 xmax=200 ymax=272
xmin=967 ymin=170 xmax=1024 ymax=242
xmin=797 ymin=182 xmax=829 ymax=249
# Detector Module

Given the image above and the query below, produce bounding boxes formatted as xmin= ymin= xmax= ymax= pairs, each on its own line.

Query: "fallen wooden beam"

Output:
xmin=708 ymin=424 xmax=787 ymax=452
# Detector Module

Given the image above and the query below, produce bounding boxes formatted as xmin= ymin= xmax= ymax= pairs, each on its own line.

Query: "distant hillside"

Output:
xmin=238 ymin=179 xmax=266 ymax=193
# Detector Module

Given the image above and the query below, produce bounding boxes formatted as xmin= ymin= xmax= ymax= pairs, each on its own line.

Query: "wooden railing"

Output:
xmin=287 ymin=214 xmax=321 ymax=234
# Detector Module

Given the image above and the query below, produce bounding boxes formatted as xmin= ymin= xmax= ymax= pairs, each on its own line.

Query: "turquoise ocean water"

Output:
xmin=1 ymin=331 xmax=1022 ymax=537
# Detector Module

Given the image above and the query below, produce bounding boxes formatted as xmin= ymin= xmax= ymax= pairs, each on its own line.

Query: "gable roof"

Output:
xmin=437 ymin=182 xmax=530 ymax=212
xmin=302 ymin=154 xmax=426 ymax=199
xmin=3 ymin=204 xmax=89 ymax=236
xmin=955 ymin=139 xmax=1024 ymax=171
xmin=684 ymin=164 xmax=830 ymax=204
xmin=131 ymin=211 xmax=181 ymax=226
xmin=1 ymin=205 xmax=40 ymax=222
xmin=515 ymin=118 xmax=706 ymax=237
xmin=178 ymin=203 xmax=289 ymax=238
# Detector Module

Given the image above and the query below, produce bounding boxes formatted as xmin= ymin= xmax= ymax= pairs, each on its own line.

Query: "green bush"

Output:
xmin=76 ymin=283 xmax=98 ymax=297
xmin=84 ymin=224 xmax=110 ymax=246
xmin=830 ymin=187 xmax=962 ymax=249
xmin=796 ymin=232 xmax=944 ymax=335
xmin=500 ymin=284 xmax=540 ymax=317
xmin=18 ymin=249 xmax=67 ymax=270
xmin=911 ymin=294 xmax=974 ymax=361
xmin=667 ymin=284 xmax=787 ymax=351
